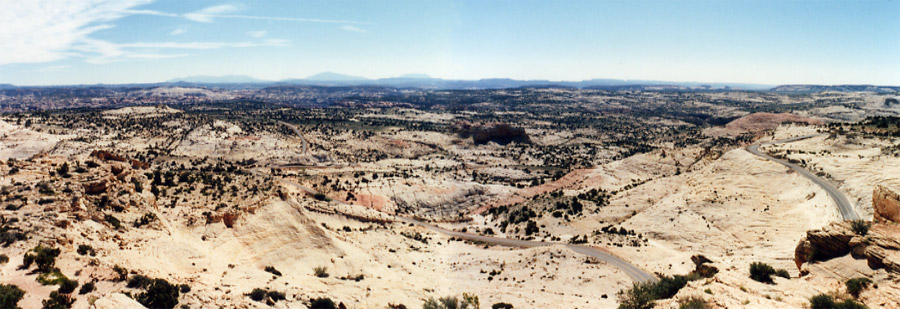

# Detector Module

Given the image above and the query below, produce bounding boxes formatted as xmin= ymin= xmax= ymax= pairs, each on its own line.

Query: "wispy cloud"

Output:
xmin=184 ymin=4 xmax=242 ymax=23
xmin=0 ymin=0 xmax=153 ymax=65
xmin=247 ymin=30 xmax=267 ymax=38
xmin=37 ymin=65 xmax=72 ymax=72
xmin=340 ymin=25 xmax=367 ymax=33
xmin=0 ymin=1 xmax=349 ymax=66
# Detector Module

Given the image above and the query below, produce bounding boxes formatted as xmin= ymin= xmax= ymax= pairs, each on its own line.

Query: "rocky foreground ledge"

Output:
xmin=795 ymin=221 xmax=900 ymax=275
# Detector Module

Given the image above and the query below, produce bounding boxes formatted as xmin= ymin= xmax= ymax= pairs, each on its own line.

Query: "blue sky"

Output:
xmin=1 ymin=0 xmax=898 ymax=85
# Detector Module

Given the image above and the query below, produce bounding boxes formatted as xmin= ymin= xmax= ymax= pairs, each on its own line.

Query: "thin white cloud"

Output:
xmin=340 ymin=25 xmax=367 ymax=33
xmin=37 ymin=65 xmax=72 ymax=72
xmin=120 ymin=39 xmax=286 ymax=49
xmin=122 ymin=9 xmax=178 ymax=17
xmin=212 ymin=14 xmax=367 ymax=24
xmin=247 ymin=30 xmax=266 ymax=38
xmin=0 ymin=1 xmax=342 ymax=66
xmin=0 ymin=0 xmax=153 ymax=65
xmin=184 ymin=4 xmax=242 ymax=23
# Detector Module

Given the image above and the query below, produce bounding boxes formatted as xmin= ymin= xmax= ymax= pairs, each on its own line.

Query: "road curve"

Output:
xmin=280 ymin=179 xmax=658 ymax=283
xmin=279 ymin=121 xmax=309 ymax=154
xmin=746 ymin=134 xmax=860 ymax=220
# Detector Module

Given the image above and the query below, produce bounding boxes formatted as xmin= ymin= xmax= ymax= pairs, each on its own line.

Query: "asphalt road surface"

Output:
xmin=746 ymin=134 xmax=860 ymax=220
xmin=281 ymin=179 xmax=658 ymax=283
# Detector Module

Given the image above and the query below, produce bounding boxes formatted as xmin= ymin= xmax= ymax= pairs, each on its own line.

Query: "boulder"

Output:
xmin=131 ymin=158 xmax=149 ymax=169
xmin=874 ymin=185 xmax=900 ymax=223
xmin=93 ymin=293 xmax=146 ymax=309
xmin=794 ymin=221 xmax=855 ymax=270
xmin=83 ymin=180 xmax=108 ymax=195
xmin=795 ymin=221 xmax=900 ymax=275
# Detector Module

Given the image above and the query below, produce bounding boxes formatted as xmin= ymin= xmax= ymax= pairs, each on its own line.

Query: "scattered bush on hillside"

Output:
xmin=0 ymin=284 xmax=25 ymax=309
xmin=57 ymin=279 xmax=78 ymax=294
xmin=314 ymin=266 xmax=329 ymax=278
xmin=679 ymin=296 xmax=708 ymax=309
xmin=248 ymin=288 xmax=285 ymax=303
xmin=309 ymin=297 xmax=337 ymax=309
xmin=104 ymin=214 xmax=122 ymax=229
xmin=851 ymin=220 xmax=870 ymax=236
xmin=749 ymin=262 xmax=789 ymax=284
xmin=135 ymin=278 xmax=180 ymax=309
xmin=264 ymin=266 xmax=282 ymax=276
xmin=127 ymin=275 xmax=153 ymax=289
xmin=42 ymin=291 xmax=74 ymax=309
xmin=76 ymin=245 xmax=96 ymax=256
xmin=809 ymin=294 xmax=867 ymax=309
xmin=845 ymin=278 xmax=872 ymax=298
xmin=24 ymin=246 xmax=61 ymax=273
xmin=112 ymin=265 xmax=128 ymax=282
xmin=78 ymin=282 xmax=95 ymax=295
xmin=618 ymin=273 xmax=705 ymax=309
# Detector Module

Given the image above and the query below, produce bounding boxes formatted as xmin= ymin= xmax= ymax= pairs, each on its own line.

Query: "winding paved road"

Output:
xmin=281 ymin=179 xmax=658 ymax=283
xmin=279 ymin=121 xmax=309 ymax=154
xmin=746 ymin=134 xmax=860 ymax=220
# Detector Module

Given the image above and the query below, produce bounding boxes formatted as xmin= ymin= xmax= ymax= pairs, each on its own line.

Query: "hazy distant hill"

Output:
xmin=302 ymin=72 xmax=369 ymax=81
xmin=167 ymin=75 xmax=270 ymax=84
xmin=772 ymin=84 xmax=900 ymax=93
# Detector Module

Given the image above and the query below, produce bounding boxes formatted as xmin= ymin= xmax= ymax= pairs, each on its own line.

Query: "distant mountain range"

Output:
xmin=771 ymin=84 xmax=900 ymax=93
xmin=10 ymin=73 xmax=899 ymax=93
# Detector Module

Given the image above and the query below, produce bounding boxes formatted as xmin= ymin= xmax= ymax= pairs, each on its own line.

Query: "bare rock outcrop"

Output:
xmin=795 ymin=221 xmax=900 ymax=275
xmin=874 ymin=185 xmax=900 ymax=223
xmin=83 ymin=179 xmax=108 ymax=195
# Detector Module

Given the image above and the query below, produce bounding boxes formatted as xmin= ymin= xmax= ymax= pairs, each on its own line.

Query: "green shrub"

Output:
xmin=313 ymin=193 xmax=331 ymax=201
xmin=179 ymin=284 xmax=191 ymax=294
xmin=810 ymin=294 xmax=835 ymax=309
xmin=423 ymin=296 xmax=460 ymax=309
xmin=249 ymin=288 xmax=266 ymax=302
xmin=314 ymin=266 xmax=329 ymax=278
xmin=0 ymin=284 xmax=25 ymax=309
xmin=850 ymin=220 xmax=870 ymax=236
xmin=845 ymin=277 xmax=872 ymax=298
xmin=267 ymin=291 xmax=285 ymax=302
xmin=112 ymin=265 xmax=128 ymax=281
xmin=617 ymin=273 xmax=702 ymax=309
xmin=76 ymin=245 xmax=95 ymax=256
xmin=37 ymin=271 xmax=68 ymax=285
xmin=264 ymin=266 xmax=282 ymax=276
xmin=135 ymin=279 xmax=180 ymax=309
xmin=57 ymin=279 xmax=78 ymax=294
xmin=78 ymin=282 xmax=95 ymax=295
xmin=749 ymin=262 xmax=776 ymax=283
xmin=492 ymin=303 xmax=514 ymax=309
xmin=127 ymin=275 xmax=153 ymax=289
xmin=248 ymin=288 xmax=285 ymax=303
xmin=775 ymin=269 xmax=790 ymax=279
xmin=679 ymin=296 xmax=707 ymax=309
xmin=0 ymin=254 xmax=8 ymax=264
xmin=310 ymin=297 xmax=337 ymax=309
xmin=25 ymin=246 xmax=61 ymax=273
xmin=810 ymin=294 xmax=868 ymax=309
xmin=42 ymin=291 xmax=73 ymax=309
xmin=104 ymin=214 xmax=122 ymax=229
